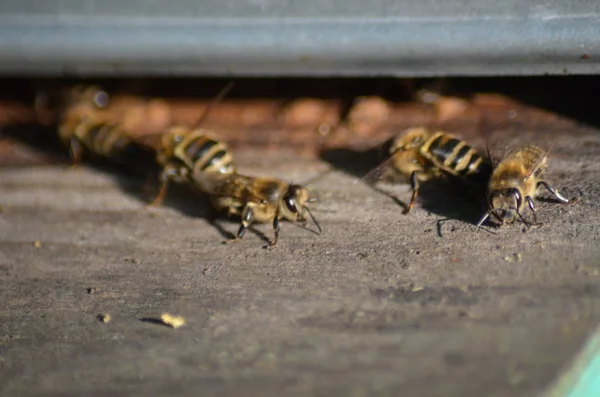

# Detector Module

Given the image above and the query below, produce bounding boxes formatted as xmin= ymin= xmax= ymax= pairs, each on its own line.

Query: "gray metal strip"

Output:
xmin=0 ymin=0 xmax=599 ymax=76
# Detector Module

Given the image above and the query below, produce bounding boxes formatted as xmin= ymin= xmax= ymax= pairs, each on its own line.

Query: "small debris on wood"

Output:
xmin=503 ymin=253 xmax=523 ymax=263
xmin=32 ymin=240 xmax=41 ymax=248
xmin=160 ymin=313 xmax=186 ymax=329
xmin=97 ymin=314 xmax=111 ymax=323
xmin=87 ymin=287 xmax=99 ymax=294
xmin=124 ymin=257 xmax=141 ymax=265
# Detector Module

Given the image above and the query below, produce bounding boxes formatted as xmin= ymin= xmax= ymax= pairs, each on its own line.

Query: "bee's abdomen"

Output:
xmin=82 ymin=121 xmax=132 ymax=157
xmin=428 ymin=134 xmax=461 ymax=164
xmin=184 ymin=135 xmax=236 ymax=175
xmin=456 ymin=151 xmax=489 ymax=177
xmin=425 ymin=133 xmax=489 ymax=178
xmin=184 ymin=136 xmax=217 ymax=162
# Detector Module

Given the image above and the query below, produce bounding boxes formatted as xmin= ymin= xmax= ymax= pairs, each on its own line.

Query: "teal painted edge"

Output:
xmin=542 ymin=325 xmax=600 ymax=397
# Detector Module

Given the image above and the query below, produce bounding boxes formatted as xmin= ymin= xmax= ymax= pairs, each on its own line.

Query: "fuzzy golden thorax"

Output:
xmin=391 ymin=127 xmax=431 ymax=153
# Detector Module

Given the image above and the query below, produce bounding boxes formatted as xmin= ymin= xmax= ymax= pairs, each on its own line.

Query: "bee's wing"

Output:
xmin=543 ymin=140 xmax=557 ymax=157
xmin=208 ymin=175 xmax=265 ymax=205
xmin=300 ymin=168 xmax=334 ymax=187
xmin=480 ymin=114 xmax=523 ymax=168
xmin=479 ymin=111 xmax=501 ymax=169
xmin=357 ymin=155 xmax=397 ymax=186
xmin=525 ymin=140 xmax=555 ymax=180
xmin=244 ymin=191 xmax=269 ymax=204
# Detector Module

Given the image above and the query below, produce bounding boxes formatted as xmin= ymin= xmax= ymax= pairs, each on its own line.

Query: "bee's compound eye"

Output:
xmin=94 ymin=91 xmax=110 ymax=108
xmin=285 ymin=197 xmax=297 ymax=213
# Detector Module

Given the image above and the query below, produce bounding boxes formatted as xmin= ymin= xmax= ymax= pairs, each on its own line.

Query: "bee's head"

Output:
xmin=281 ymin=184 xmax=309 ymax=219
xmin=280 ymin=184 xmax=322 ymax=235
xmin=489 ymin=188 xmax=523 ymax=223
xmin=392 ymin=127 xmax=430 ymax=152
xmin=65 ymin=85 xmax=110 ymax=109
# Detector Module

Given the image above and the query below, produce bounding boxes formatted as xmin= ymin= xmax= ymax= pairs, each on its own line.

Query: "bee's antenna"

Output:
xmin=515 ymin=210 xmax=532 ymax=227
xmin=479 ymin=111 xmax=499 ymax=169
xmin=304 ymin=206 xmax=322 ymax=235
xmin=475 ymin=210 xmax=494 ymax=230
xmin=194 ymin=81 xmax=236 ymax=128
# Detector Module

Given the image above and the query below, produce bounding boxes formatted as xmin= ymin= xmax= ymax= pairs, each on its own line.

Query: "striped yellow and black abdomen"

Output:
xmin=421 ymin=132 xmax=491 ymax=182
xmin=149 ymin=128 xmax=238 ymax=206
xmin=61 ymin=110 xmax=154 ymax=168
xmin=173 ymin=131 xmax=236 ymax=176
xmin=76 ymin=118 xmax=134 ymax=158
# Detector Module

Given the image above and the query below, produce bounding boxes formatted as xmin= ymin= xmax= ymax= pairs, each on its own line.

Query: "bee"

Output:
xmin=146 ymin=126 xmax=237 ymax=206
xmin=200 ymin=173 xmax=321 ymax=247
xmin=141 ymin=82 xmax=239 ymax=206
xmin=57 ymin=84 xmax=157 ymax=172
xmin=364 ymin=127 xmax=492 ymax=213
xmin=476 ymin=144 xmax=573 ymax=228
xmin=58 ymin=85 xmax=117 ymax=164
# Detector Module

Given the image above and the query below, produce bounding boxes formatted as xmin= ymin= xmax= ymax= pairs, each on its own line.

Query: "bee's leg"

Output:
xmin=226 ymin=204 xmax=254 ymax=244
xmin=525 ymin=196 xmax=542 ymax=226
xmin=404 ymin=171 xmax=422 ymax=214
xmin=515 ymin=209 xmax=532 ymax=227
xmin=491 ymin=211 xmax=505 ymax=225
xmin=142 ymin=173 xmax=156 ymax=198
xmin=537 ymin=181 xmax=570 ymax=203
xmin=148 ymin=164 xmax=180 ymax=206
xmin=68 ymin=137 xmax=83 ymax=166
xmin=267 ymin=215 xmax=280 ymax=248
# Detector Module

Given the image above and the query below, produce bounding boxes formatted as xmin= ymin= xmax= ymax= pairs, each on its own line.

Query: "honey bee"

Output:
xmin=57 ymin=84 xmax=156 ymax=172
xmin=146 ymin=126 xmax=237 ymax=206
xmin=58 ymin=85 xmax=116 ymax=164
xmin=364 ymin=127 xmax=492 ymax=213
xmin=200 ymin=173 xmax=321 ymax=247
xmin=476 ymin=144 xmax=573 ymax=228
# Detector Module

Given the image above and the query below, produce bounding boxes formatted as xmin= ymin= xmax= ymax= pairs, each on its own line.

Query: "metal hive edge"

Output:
xmin=0 ymin=0 xmax=599 ymax=77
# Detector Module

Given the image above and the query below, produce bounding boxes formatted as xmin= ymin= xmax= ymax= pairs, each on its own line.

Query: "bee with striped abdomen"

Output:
xmin=58 ymin=85 xmax=112 ymax=164
xmin=476 ymin=144 xmax=574 ymax=228
xmin=146 ymin=126 xmax=237 ymax=206
xmin=58 ymin=84 xmax=156 ymax=171
xmin=364 ymin=127 xmax=492 ymax=213
xmin=202 ymin=173 xmax=321 ymax=247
